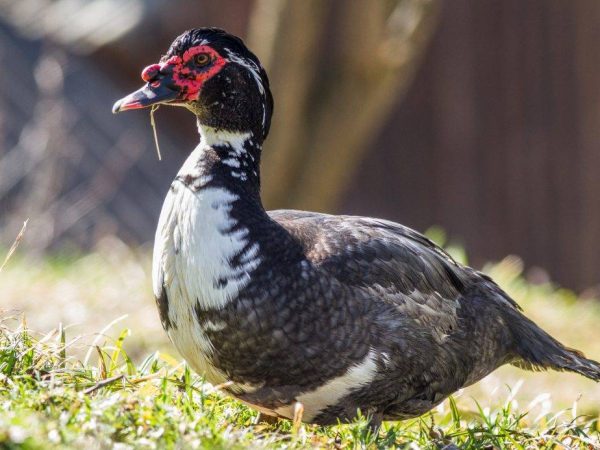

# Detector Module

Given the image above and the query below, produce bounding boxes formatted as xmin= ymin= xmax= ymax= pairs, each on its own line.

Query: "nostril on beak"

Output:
xmin=141 ymin=64 xmax=162 ymax=83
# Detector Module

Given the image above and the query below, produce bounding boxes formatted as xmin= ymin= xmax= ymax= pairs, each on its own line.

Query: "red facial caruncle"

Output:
xmin=157 ymin=45 xmax=226 ymax=102
xmin=112 ymin=44 xmax=228 ymax=114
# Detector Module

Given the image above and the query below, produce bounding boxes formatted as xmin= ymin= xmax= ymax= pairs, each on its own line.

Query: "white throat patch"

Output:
xmin=199 ymin=125 xmax=252 ymax=150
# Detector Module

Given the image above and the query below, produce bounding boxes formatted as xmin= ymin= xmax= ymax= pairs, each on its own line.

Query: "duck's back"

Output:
xmin=257 ymin=210 xmax=519 ymax=422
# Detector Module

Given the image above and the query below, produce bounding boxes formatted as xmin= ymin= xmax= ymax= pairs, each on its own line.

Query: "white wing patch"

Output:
xmin=274 ymin=349 xmax=379 ymax=421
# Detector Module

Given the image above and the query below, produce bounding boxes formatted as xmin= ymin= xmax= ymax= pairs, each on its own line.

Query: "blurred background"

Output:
xmin=1 ymin=0 xmax=599 ymax=415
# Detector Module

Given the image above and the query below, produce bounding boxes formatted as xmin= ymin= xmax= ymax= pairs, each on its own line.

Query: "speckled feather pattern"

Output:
xmin=153 ymin=128 xmax=521 ymax=424
xmin=144 ymin=28 xmax=600 ymax=427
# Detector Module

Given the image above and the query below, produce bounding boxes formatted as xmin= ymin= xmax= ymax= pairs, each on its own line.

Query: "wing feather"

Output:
xmin=269 ymin=210 xmax=470 ymax=339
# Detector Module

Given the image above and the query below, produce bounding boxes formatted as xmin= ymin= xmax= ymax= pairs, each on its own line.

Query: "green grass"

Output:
xmin=1 ymin=235 xmax=600 ymax=448
xmin=0 ymin=317 xmax=598 ymax=449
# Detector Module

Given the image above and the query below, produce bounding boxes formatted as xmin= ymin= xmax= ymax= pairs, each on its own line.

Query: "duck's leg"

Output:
xmin=366 ymin=410 xmax=383 ymax=436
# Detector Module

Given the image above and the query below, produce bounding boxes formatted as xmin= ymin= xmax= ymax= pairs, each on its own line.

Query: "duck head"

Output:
xmin=112 ymin=28 xmax=273 ymax=141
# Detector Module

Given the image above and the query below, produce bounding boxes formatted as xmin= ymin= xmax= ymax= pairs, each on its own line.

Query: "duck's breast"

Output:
xmin=152 ymin=179 xmax=261 ymax=384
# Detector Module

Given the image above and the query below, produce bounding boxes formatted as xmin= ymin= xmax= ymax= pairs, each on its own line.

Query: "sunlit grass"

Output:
xmin=1 ymin=235 xmax=600 ymax=448
xmin=0 ymin=318 xmax=598 ymax=448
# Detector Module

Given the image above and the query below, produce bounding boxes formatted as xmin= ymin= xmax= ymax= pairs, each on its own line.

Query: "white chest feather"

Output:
xmin=151 ymin=130 xmax=382 ymax=420
xmin=152 ymin=146 xmax=260 ymax=383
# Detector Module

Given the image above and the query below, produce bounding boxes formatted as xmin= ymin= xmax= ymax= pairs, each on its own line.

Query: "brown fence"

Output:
xmin=342 ymin=0 xmax=600 ymax=290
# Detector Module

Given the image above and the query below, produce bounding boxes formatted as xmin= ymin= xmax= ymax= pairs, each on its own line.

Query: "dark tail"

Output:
xmin=506 ymin=308 xmax=600 ymax=381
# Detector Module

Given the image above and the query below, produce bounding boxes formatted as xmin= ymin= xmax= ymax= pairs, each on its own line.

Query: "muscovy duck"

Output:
xmin=113 ymin=28 xmax=600 ymax=427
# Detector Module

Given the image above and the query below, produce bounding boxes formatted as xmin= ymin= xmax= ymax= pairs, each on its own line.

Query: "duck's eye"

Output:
xmin=194 ymin=53 xmax=211 ymax=66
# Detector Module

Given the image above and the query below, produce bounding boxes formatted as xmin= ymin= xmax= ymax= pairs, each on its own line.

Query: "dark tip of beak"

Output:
xmin=112 ymin=81 xmax=180 ymax=114
xmin=112 ymin=98 xmax=132 ymax=114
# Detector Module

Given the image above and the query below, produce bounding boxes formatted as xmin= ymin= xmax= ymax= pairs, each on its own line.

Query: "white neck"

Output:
xmin=197 ymin=123 xmax=253 ymax=149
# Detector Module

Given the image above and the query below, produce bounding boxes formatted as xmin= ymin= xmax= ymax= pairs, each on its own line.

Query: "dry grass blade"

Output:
xmin=150 ymin=104 xmax=162 ymax=161
xmin=83 ymin=314 xmax=128 ymax=366
xmin=128 ymin=368 xmax=167 ymax=384
xmin=96 ymin=345 xmax=107 ymax=379
xmin=0 ymin=219 xmax=28 ymax=273
xmin=83 ymin=374 xmax=125 ymax=395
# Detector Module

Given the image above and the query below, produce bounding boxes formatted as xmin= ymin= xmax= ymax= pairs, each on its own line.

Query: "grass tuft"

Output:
xmin=0 ymin=317 xmax=598 ymax=449
xmin=2 ymin=239 xmax=600 ymax=448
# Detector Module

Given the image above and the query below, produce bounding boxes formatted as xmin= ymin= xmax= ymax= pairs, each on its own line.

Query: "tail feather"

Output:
xmin=506 ymin=309 xmax=600 ymax=382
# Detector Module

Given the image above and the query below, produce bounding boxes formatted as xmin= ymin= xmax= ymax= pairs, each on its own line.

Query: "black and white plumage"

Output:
xmin=114 ymin=28 xmax=600 ymax=427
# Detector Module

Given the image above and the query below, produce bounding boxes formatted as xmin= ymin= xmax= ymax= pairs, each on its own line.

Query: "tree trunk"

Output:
xmin=248 ymin=0 xmax=441 ymax=212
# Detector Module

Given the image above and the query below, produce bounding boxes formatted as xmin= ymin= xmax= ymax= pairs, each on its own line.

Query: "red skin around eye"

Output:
xmin=154 ymin=45 xmax=226 ymax=101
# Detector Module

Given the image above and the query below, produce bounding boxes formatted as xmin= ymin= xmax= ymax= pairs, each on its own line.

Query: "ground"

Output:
xmin=1 ymin=234 xmax=599 ymax=448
